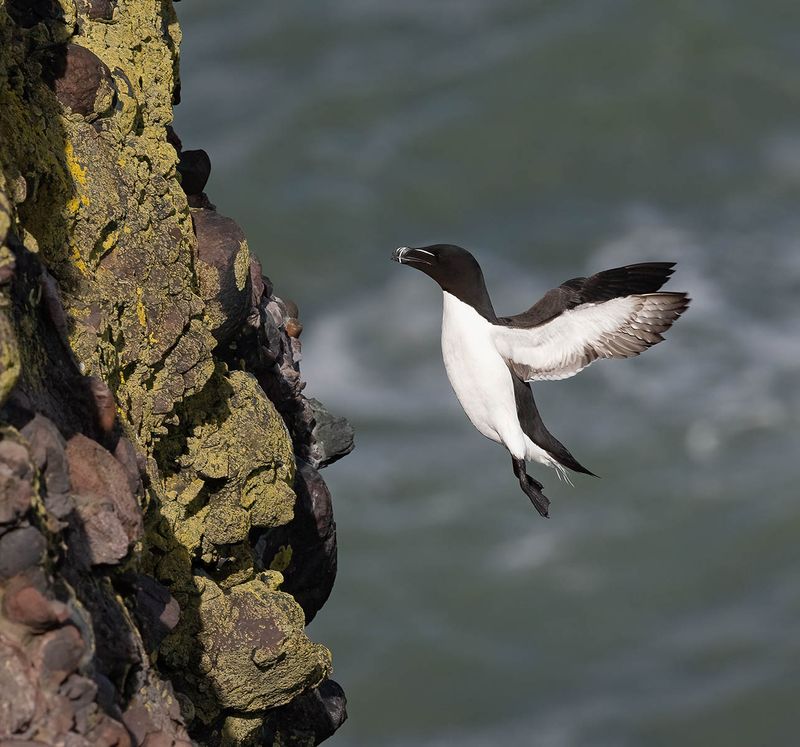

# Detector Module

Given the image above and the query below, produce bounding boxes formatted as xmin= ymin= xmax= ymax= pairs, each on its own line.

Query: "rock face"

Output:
xmin=0 ymin=1 xmax=350 ymax=745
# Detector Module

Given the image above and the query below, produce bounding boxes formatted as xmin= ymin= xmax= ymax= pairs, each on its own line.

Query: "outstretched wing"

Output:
xmin=492 ymin=262 xmax=689 ymax=382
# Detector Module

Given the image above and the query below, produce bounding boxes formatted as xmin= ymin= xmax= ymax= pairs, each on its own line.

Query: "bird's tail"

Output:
xmin=513 ymin=376 xmax=598 ymax=478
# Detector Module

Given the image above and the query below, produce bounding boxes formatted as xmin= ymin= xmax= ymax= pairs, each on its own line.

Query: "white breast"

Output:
xmin=440 ymin=292 xmax=528 ymax=458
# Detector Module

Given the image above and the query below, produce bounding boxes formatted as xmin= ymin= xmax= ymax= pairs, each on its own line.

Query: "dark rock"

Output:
xmin=40 ymin=267 xmax=70 ymax=344
xmin=91 ymin=672 xmax=119 ymax=717
xmin=87 ymin=0 xmax=115 ymax=21
xmin=191 ymin=209 xmax=252 ymax=345
xmin=73 ymin=575 xmax=141 ymax=687
xmin=66 ymin=434 xmax=143 ymax=549
xmin=66 ymin=429 xmax=142 ymax=558
xmin=265 ymin=678 xmax=348 ymax=746
xmin=141 ymin=733 xmax=175 ymax=747
xmin=60 ymin=673 xmax=99 ymax=709
xmin=186 ymin=192 xmax=216 ymax=210
xmin=72 ymin=701 xmax=94 ymax=737
xmin=249 ymin=257 xmax=265 ymax=312
xmin=88 ymin=376 xmax=117 ymax=435
xmin=3 ymin=572 xmax=70 ymax=630
xmin=35 ymin=624 xmax=86 ymax=687
xmin=313 ymin=678 xmax=348 ymax=740
xmin=290 ymin=336 xmax=302 ymax=365
xmin=113 ymin=436 xmax=143 ymax=495
xmin=85 ymin=717 xmax=133 ymax=747
xmin=177 ymin=149 xmax=211 ymax=196
xmin=259 ymin=307 xmax=283 ymax=364
xmin=21 ymin=413 xmax=71 ymax=496
xmin=0 ymin=526 xmax=47 ymax=580
xmin=71 ymin=492 xmax=131 ymax=565
xmin=62 ymin=675 xmax=100 ymax=736
xmin=306 ymin=398 xmax=355 ymax=469
xmin=0 ymin=639 xmax=37 ymax=734
xmin=84 ymin=302 xmax=103 ymax=330
xmin=44 ymin=490 xmax=76 ymax=521
xmin=132 ymin=574 xmax=180 ymax=650
xmin=281 ymin=298 xmax=299 ymax=319
xmin=109 ymin=65 xmax=135 ymax=123
xmin=256 ymin=461 xmax=336 ymax=624
xmin=46 ymin=44 xmax=116 ymax=120
xmin=0 ymin=437 xmax=31 ymax=478
xmin=0 ymin=464 xmax=33 ymax=527
xmin=165 ymin=125 xmax=182 ymax=152
xmin=121 ymin=703 xmax=151 ymax=744
xmin=122 ymin=699 xmax=177 ymax=746
xmin=0 ymin=246 xmax=15 ymax=284
xmin=5 ymin=0 xmax=63 ymax=27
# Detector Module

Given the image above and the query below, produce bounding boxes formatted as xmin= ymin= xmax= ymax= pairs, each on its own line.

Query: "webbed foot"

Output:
xmin=511 ymin=457 xmax=550 ymax=518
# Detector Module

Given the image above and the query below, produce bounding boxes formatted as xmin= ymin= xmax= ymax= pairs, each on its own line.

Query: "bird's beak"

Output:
xmin=391 ymin=246 xmax=409 ymax=263
xmin=391 ymin=246 xmax=434 ymax=266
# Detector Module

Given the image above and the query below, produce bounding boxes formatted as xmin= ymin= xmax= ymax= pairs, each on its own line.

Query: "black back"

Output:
xmin=499 ymin=262 xmax=677 ymax=328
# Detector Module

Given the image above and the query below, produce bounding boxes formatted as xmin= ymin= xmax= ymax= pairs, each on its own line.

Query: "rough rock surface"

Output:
xmin=0 ymin=1 xmax=350 ymax=745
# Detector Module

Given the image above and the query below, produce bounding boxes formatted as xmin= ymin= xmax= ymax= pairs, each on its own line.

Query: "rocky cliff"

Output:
xmin=0 ymin=1 xmax=352 ymax=744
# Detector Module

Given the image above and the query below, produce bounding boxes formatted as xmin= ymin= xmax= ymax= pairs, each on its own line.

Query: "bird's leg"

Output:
xmin=511 ymin=457 xmax=550 ymax=518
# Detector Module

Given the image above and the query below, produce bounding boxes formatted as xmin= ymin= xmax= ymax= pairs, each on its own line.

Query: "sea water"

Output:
xmin=174 ymin=3 xmax=800 ymax=745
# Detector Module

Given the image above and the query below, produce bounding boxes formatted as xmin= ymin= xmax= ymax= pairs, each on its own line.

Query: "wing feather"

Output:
xmin=492 ymin=292 xmax=689 ymax=382
xmin=498 ymin=262 xmax=678 ymax=328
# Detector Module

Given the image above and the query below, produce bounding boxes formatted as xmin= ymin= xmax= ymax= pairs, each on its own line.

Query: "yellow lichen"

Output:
xmin=0 ymin=308 xmax=21 ymax=406
xmin=101 ymin=228 xmax=118 ymax=251
xmin=136 ymin=286 xmax=147 ymax=328
xmin=233 ymin=239 xmax=250 ymax=291
xmin=194 ymin=576 xmax=331 ymax=713
xmin=221 ymin=714 xmax=263 ymax=747
xmin=177 ymin=478 xmax=205 ymax=506
xmin=64 ymin=140 xmax=90 ymax=210
xmin=69 ymin=243 xmax=89 ymax=275
xmin=1 ymin=2 xmax=337 ymax=741
xmin=269 ymin=545 xmax=293 ymax=573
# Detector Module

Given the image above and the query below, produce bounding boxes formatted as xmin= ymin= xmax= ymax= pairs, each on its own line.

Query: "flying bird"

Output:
xmin=391 ymin=244 xmax=689 ymax=517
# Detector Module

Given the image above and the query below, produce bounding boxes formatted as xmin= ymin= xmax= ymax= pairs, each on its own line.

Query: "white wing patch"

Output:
xmin=491 ymin=293 xmax=688 ymax=382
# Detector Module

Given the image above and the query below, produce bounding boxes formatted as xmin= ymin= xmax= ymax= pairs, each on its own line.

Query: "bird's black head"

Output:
xmin=391 ymin=243 xmax=495 ymax=319
xmin=391 ymin=243 xmax=478 ymax=290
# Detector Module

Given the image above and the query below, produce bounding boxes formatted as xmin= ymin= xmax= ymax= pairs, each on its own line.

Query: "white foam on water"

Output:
xmin=581 ymin=208 xmax=800 ymax=460
xmin=302 ymin=271 xmax=456 ymax=421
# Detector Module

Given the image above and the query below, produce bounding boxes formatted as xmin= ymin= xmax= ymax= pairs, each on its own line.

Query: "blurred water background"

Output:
xmin=173 ymin=2 xmax=800 ymax=745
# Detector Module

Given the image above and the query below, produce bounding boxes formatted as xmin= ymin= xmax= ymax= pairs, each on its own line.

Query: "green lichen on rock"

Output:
xmin=1 ymin=0 xmax=342 ymax=744
xmin=196 ymin=575 xmax=330 ymax=713
xmin=149 ymin=368 xmax=297 ymax=571
xmin=145 ymin=366 xmax=323 ymax=727
xmin=0 ymin=301 xmax=19 ymax=406
xmin=221 ymin=714 xmax=267 ymax=747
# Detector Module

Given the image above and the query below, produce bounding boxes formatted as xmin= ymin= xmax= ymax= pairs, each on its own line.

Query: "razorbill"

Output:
xmin=391 ymin=244 xmax=689 ymax=517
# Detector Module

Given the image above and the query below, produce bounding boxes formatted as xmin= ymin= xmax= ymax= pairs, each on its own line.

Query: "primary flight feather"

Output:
xmin=392 ymin=244 xmax=689 ymax=517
